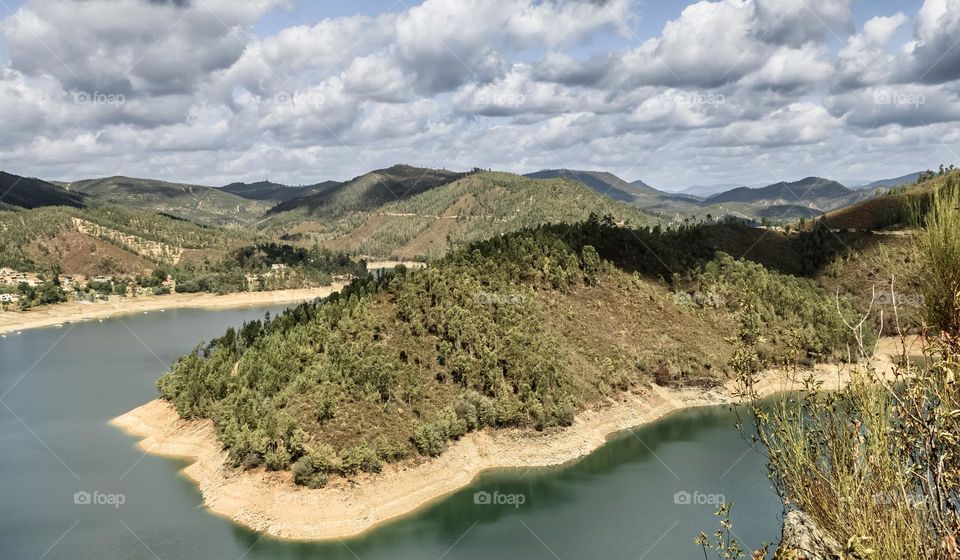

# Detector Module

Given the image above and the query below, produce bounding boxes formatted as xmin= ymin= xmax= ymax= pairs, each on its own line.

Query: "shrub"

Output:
xmin=338 ymin=442 xmax=382 ymax=475
xmin=412 ymin=423 xmax=447 ymax=457
xmin=912 ymin=182 xmax=960 ymax=335
xmin=292 ymin=444 xmax=337 ymax=488
xmin=373 ymin=436 xmax=407 ymax=462
xmin=264 ymin=446 xmax=291 ymax=471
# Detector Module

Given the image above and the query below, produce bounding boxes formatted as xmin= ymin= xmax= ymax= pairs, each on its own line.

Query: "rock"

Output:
xmin=776 ymin=510 xmax=842 ymax=560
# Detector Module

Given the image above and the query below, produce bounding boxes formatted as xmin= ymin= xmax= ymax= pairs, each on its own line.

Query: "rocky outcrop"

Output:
xmin=776 ymin=510 xmax=841 ymax=559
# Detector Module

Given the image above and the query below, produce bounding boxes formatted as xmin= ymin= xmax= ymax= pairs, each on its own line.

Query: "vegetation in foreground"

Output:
xmin=722 ymin=183 xmax=960 ymax=559
xmin=156 ymin=216 xmax=862 ymax=488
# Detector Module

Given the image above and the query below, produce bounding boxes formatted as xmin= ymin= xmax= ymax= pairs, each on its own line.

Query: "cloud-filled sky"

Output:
xmin=0 ymin=0 xmax=958 ymax=190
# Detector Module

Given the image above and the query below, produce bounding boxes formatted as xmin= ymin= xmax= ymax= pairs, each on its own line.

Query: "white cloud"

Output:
xmin=2 ymin=0 xmax=276 ymax=96
xmin=0 ymin=0 xmax=959 ymax=189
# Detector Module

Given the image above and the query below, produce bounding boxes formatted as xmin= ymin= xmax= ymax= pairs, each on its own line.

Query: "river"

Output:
xmin=0 ymin=305 xmax=783 ymax=559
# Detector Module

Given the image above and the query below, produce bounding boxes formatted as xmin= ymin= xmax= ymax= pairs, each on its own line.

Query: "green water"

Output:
xmin=0 ymin=305 xmax=783 ymax=559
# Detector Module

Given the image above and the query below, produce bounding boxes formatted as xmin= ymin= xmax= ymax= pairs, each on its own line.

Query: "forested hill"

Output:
xmin=62 ymin=176 xmax=270 ymax=227
xmin=267 ymin=165 xmax=465 ymax=217
xmin=221 ymin=180 xmax=341 ymax=203
xmin=0 ymin=171 xmax=87 ymax=209
xmin=523 ymin=169 xmax=660 ymax=202
xmin=267 ymin=170 xmax=657 ymax=260
xmin=157 ymin=216 xmax=862 ymax=488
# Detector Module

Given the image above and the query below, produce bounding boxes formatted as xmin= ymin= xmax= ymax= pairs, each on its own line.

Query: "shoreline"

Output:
xmin=0 ymin=284 xmax=347 ymax=335
xmin=0 ymin=260 xmax=424 ymax=335
xmin=110 ymin=338 xmax=912 ymax=542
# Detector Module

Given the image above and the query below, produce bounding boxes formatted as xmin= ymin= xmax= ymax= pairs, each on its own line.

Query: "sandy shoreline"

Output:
xmin=0 ymin=260 xmax=425 ymax=335
xmin=0 ymin=284 xmax=347 ymax=335
xmin=110 ymin=337 xmax=914 ymax=542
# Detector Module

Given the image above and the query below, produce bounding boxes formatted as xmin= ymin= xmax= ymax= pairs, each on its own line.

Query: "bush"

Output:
xmin=373 ymin=436 xmax=407 ymax=462
xmin=292 ymin=445 xmax=337 ymax=488
xmin=412 ymin=409 xmax=466 ymax=457
xmin=264 ymin=446 xmax=291 ymax=471
xmin=412 ymin=423 xmax=447 ymax=457
xmin=912 ymin=182 xmax=960 ymax=335
xmin=338 ymin=443 xmax=382 ymax=475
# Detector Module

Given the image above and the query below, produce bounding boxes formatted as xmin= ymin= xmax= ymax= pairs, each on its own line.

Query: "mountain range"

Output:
xmin=0 ymin=163 xmax=930 ymax=274
xmin=60 ymin=176 xmax=270 ymax=228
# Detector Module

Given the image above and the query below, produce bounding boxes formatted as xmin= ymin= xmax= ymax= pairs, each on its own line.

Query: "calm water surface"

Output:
xmin=0 ymin=305 xmax=783 ymax=559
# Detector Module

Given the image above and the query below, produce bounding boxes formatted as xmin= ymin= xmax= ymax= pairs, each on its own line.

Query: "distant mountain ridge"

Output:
xmin=705 ymin=177 xmax=852 ymax=205
xmin=857 ymin=172 xmax=922 ymax=191
xmin=221 ymin=180 xmax=341 ymax=203
xmin=63 ymin=175 xmax=269 ymax=227
xmin=523 ymin=170 xmax=885 ymax=223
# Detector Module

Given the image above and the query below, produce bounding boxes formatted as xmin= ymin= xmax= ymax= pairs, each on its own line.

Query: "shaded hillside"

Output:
xmin=267 ymin=165 xmax=464 ymax=218
xmin=289 ymin=171 xmax=656 ymax=260
xmin=706 ymin=177 xmax=851 ymax=205
xmin=63 ymin=176 xmax=270 ymax=228
xmin=819 ymin=170 xmax=959 ymax=231
xmin=157 ymin=217 xmax=862 ymax=486
xmin=0 ymin=171 xmax=87 ymax=209
xmin=221 ymin=180 xmax=340 ymax=203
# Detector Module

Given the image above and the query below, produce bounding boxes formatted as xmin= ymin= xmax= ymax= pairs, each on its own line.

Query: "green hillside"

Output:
xmin=63 ymin=176 xmax=270 ymax=228
xmin=524 ymin=169 xmax=656 ymax=202
xmin=157 ymin=217 xmax=863 ymax=486
xmin=269 ymin=170 xmax=657 ymax=260
xmin=267 ymin=165 xmax=464 ymax=218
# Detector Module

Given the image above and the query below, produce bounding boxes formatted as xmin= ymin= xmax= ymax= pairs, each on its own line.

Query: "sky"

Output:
xmin=0 ymin=0 xmax=957 ymax=190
